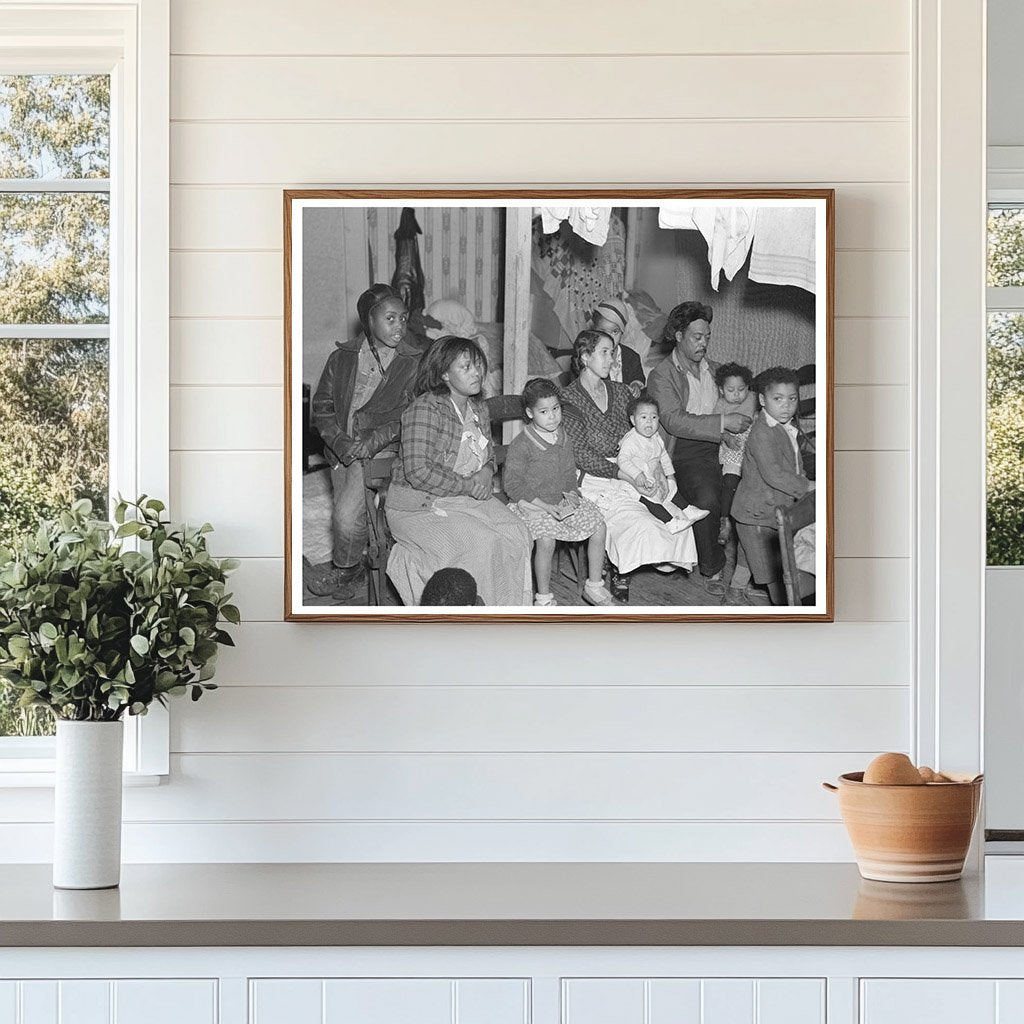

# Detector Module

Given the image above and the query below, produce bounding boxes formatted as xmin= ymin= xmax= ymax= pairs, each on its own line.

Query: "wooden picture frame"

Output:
xmin=284 ymin=189 xmax=834 ymax=622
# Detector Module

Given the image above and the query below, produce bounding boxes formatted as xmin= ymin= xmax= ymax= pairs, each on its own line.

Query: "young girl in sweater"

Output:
xmin=503 ymin=378 xmax=613 ymax=607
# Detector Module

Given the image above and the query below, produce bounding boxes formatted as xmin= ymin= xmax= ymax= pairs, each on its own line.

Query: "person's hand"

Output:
xmin=562 ymin=490 xmax=582 ymax=510
xmin=346 ymin=439 xmax=370 ymax=462
xmin=722 ymin=412 xmax=752 ymax=434
xmin=628 ymin=381 xmax=643 ymax=399
xmin=722 ymin=431 xmax=743 ymax=451
xmin=467 ymin=466 xmax=492 ymax=500
xmin=633 ymin=474 xmax=656 ymax=498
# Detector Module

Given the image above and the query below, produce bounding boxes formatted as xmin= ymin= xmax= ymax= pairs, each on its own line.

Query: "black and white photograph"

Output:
xmin=285 ymin=191 xmax=833 ymax=621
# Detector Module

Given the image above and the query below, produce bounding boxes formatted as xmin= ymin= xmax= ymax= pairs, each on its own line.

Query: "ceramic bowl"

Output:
xmin=823 ymin=771 xmax=983 ymax=883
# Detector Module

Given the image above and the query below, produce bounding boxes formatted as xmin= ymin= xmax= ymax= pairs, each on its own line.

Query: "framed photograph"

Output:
xmin=284 ymin=189 xmax=833 ymax=622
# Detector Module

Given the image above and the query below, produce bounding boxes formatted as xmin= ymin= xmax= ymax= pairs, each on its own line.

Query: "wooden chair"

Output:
xmin=361 ymin=453 xmax=397 ymax=606
xmin=775 ymin=491 xmax=816 ymax=606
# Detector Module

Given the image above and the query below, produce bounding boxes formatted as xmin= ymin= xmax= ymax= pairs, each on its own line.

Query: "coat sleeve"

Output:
xmin=745 ymin=426 xmax=812 ymax=499
xmin=310 ymin=352 xmax=354 ymax=463
xmin=647 ymin=364 xmax=722 ymax=443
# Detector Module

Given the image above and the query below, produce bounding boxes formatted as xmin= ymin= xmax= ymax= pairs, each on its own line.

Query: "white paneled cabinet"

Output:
xmin=860 ymin=979 xmax=1024 ymax=1024
xmin=7 ymin=951 xmax=1024 ymax=1024
xmin=563 ymin=978 xmax=824 ymax=1024
xmin=0 ymin=980 xmax=216 ymax=1024
xmin=250 ymin=979 xmax=529 ymax=1024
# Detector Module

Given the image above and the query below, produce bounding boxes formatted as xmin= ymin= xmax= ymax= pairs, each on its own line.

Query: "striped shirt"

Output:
xmin=392 ymin=391 xmax=493 ymax=497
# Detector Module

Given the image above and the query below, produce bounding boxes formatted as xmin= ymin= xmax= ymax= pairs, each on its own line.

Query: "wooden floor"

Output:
xmin=302 ymin=541 xmax=773 ymax=610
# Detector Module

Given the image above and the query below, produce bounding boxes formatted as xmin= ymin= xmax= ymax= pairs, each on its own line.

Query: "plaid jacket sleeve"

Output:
xmin=400 ymin=395 xmax=467 ymax=497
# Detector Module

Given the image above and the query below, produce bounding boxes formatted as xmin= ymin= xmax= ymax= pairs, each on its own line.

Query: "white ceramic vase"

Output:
xmin=53 ymin=720 xmax=124 ymax=889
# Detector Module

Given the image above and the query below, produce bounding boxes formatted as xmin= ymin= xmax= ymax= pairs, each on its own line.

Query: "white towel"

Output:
xmin=657 ymin=205 xmax=755 ymax=291
xmin=748 ymin=207 xmax=817 ymax=294
xmin=539 ymin=206 xmax=611 ymax=246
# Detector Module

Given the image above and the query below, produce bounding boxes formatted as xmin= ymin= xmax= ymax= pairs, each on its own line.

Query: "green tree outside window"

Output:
xmin=0 ymin=75 xmax=110 ymax=735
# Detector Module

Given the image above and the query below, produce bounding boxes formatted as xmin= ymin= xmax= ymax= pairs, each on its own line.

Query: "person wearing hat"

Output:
xmin=591 ymin=297 xmax=645 ymax=397
xmin=308 ymin=283 xmax=424 ymax=598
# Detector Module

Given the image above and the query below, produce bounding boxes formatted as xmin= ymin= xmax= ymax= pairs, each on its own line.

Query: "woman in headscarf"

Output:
xmin=591 ymin=296 xmax=645 ymax=397
xmin=308 ymin=283 xmax=423 ymax=597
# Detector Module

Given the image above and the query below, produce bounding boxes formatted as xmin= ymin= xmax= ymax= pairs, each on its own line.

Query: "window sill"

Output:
xmin=0 ymin=768 xmax=165 ymax=788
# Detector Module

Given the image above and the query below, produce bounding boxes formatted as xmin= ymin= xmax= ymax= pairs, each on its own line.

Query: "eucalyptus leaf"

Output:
xmin=0 ymin=496 xmax=237 ymax=721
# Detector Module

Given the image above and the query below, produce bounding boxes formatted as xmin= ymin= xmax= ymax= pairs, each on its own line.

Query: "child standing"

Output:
xmin=503 ymin=378 xmax=614 ymax=607
xmin=616 ymin=393 xmax=710 ymax=532
xmin=732 ymin=366 xmax=814 ymax=605
xmin=712 ymin=362 xmax=757 ymax=545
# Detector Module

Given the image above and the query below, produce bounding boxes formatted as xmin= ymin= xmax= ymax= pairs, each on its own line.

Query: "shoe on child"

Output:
xmin=582 ymin=581 xmax=614 ymax=606
xmin=668 ymin=505 xmax=710 ymax=532
xmin=533 ymin=593 xmax=557 ymax=607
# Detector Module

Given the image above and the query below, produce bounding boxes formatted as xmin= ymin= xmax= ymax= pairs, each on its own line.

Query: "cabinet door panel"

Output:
xmin=250 ymin=979 xmax=323 ymax=1024
xmin=563 ymin=980 xmax=645 ymax=1024
xmin=648 ymin=979 xmax=702 ymax=1023
xmin=998 ymin=980 xmax=1024 ymax=1023
xmin=323 ymin=980 xmax=451 ymax=1024
xmin=702 ymin=980 xmax=754 ymax=1024
xmin=0 ymin=983 xmax=16 ymax=1024
xmin=757 ymin=980 xmax=825 ymax=1024
xmin=861 ymin=981 xmax=996 ymax=1024
xmin=58 ymin=982 xmax=110 ymax=1024
xmin=113 ymin=981 xmax=217 ymax=1024
xmin=455 ymin=980 xmax=528 ymax=1024
xmin=19 ymin=982 xmax=56 ymax=1024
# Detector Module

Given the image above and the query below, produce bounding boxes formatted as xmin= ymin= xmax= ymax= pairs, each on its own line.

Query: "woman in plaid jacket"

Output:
xmin=386 ymin=336 xmax=532 ymax=606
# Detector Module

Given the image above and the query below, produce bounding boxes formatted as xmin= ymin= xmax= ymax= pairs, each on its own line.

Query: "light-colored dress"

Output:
xmin=560 ymin=379 xmax=697 ymax=575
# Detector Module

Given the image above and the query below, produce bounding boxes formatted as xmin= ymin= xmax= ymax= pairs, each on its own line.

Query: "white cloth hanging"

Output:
xmin=747 ymin=207 xmax=817 ymax=294
xmin=657 ymin=205 xmax=756 ymax=291
xmin=539 ymin=206 xmax=612 ymax=246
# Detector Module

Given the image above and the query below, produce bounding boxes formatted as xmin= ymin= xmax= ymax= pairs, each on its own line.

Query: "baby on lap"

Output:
xmin=616 ymin=392 xmax=709 ymax=533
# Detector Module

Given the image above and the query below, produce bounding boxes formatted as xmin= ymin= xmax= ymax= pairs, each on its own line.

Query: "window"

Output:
xmin=986 ymin=205 xmax=1024 ymax=565
xmin=0 ymin=74 xmax=111 ymax=738
xmin=0 ymin=3 xmax=169 ymax=777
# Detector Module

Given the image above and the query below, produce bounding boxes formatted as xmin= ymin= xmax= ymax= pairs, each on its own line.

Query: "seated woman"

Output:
xmin=559 ymin=329 xmax=697 ymax=604
xmin=385 ymin=336 xmax=532 ymax=606
xmin=309 ymin=283 xmax=423 ymax=598
xmin=591 ymin=296 xmax=645 ymax=397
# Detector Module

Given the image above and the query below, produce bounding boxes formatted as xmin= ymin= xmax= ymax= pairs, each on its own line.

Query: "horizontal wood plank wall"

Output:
xmin=0 ymin=0 xmax=916 ymax=863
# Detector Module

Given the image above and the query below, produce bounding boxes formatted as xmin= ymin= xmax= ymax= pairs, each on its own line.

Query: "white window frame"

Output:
xmin=0 ymin=0 xmax=169 ymax=783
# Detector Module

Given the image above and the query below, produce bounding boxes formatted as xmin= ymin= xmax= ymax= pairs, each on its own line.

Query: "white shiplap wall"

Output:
xmin=65 ymin=0 xmax=915 ymax=861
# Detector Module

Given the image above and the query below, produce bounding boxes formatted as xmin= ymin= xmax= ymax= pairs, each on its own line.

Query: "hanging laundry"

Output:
xmin=748 ymin=207 xmax=817 ymax=294
xmin=538 ymin=206 xmax=612 ymax=247
xmin=657 ymin=205 xmax=756 ymax=291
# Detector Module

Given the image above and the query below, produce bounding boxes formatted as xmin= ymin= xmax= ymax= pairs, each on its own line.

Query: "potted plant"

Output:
xmin=0 ymin=497 xmax=239 ymax=889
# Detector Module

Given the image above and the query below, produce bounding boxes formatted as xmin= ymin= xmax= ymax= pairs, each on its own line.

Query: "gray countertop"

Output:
xmin=5 ymin=861 xmax=1024 ymax=947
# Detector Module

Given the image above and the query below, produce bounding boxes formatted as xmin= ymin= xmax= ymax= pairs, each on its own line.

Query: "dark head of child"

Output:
xmin=357 ymin=283 xmax=408 ymax=350
xmin=714 ymin=362 xmax=753 ymax=407
xmin=416 ymin=335 xmax=487 ymax=398
xmin=755 ymin=366 xmax=801 ymax=426
xmin=420 ymin=567 xmax=483 ymax=606
xmin=521 ymin=377 xmax=562 ymax=433
xmin=627 ymin=392 xmax=661 ymax=439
